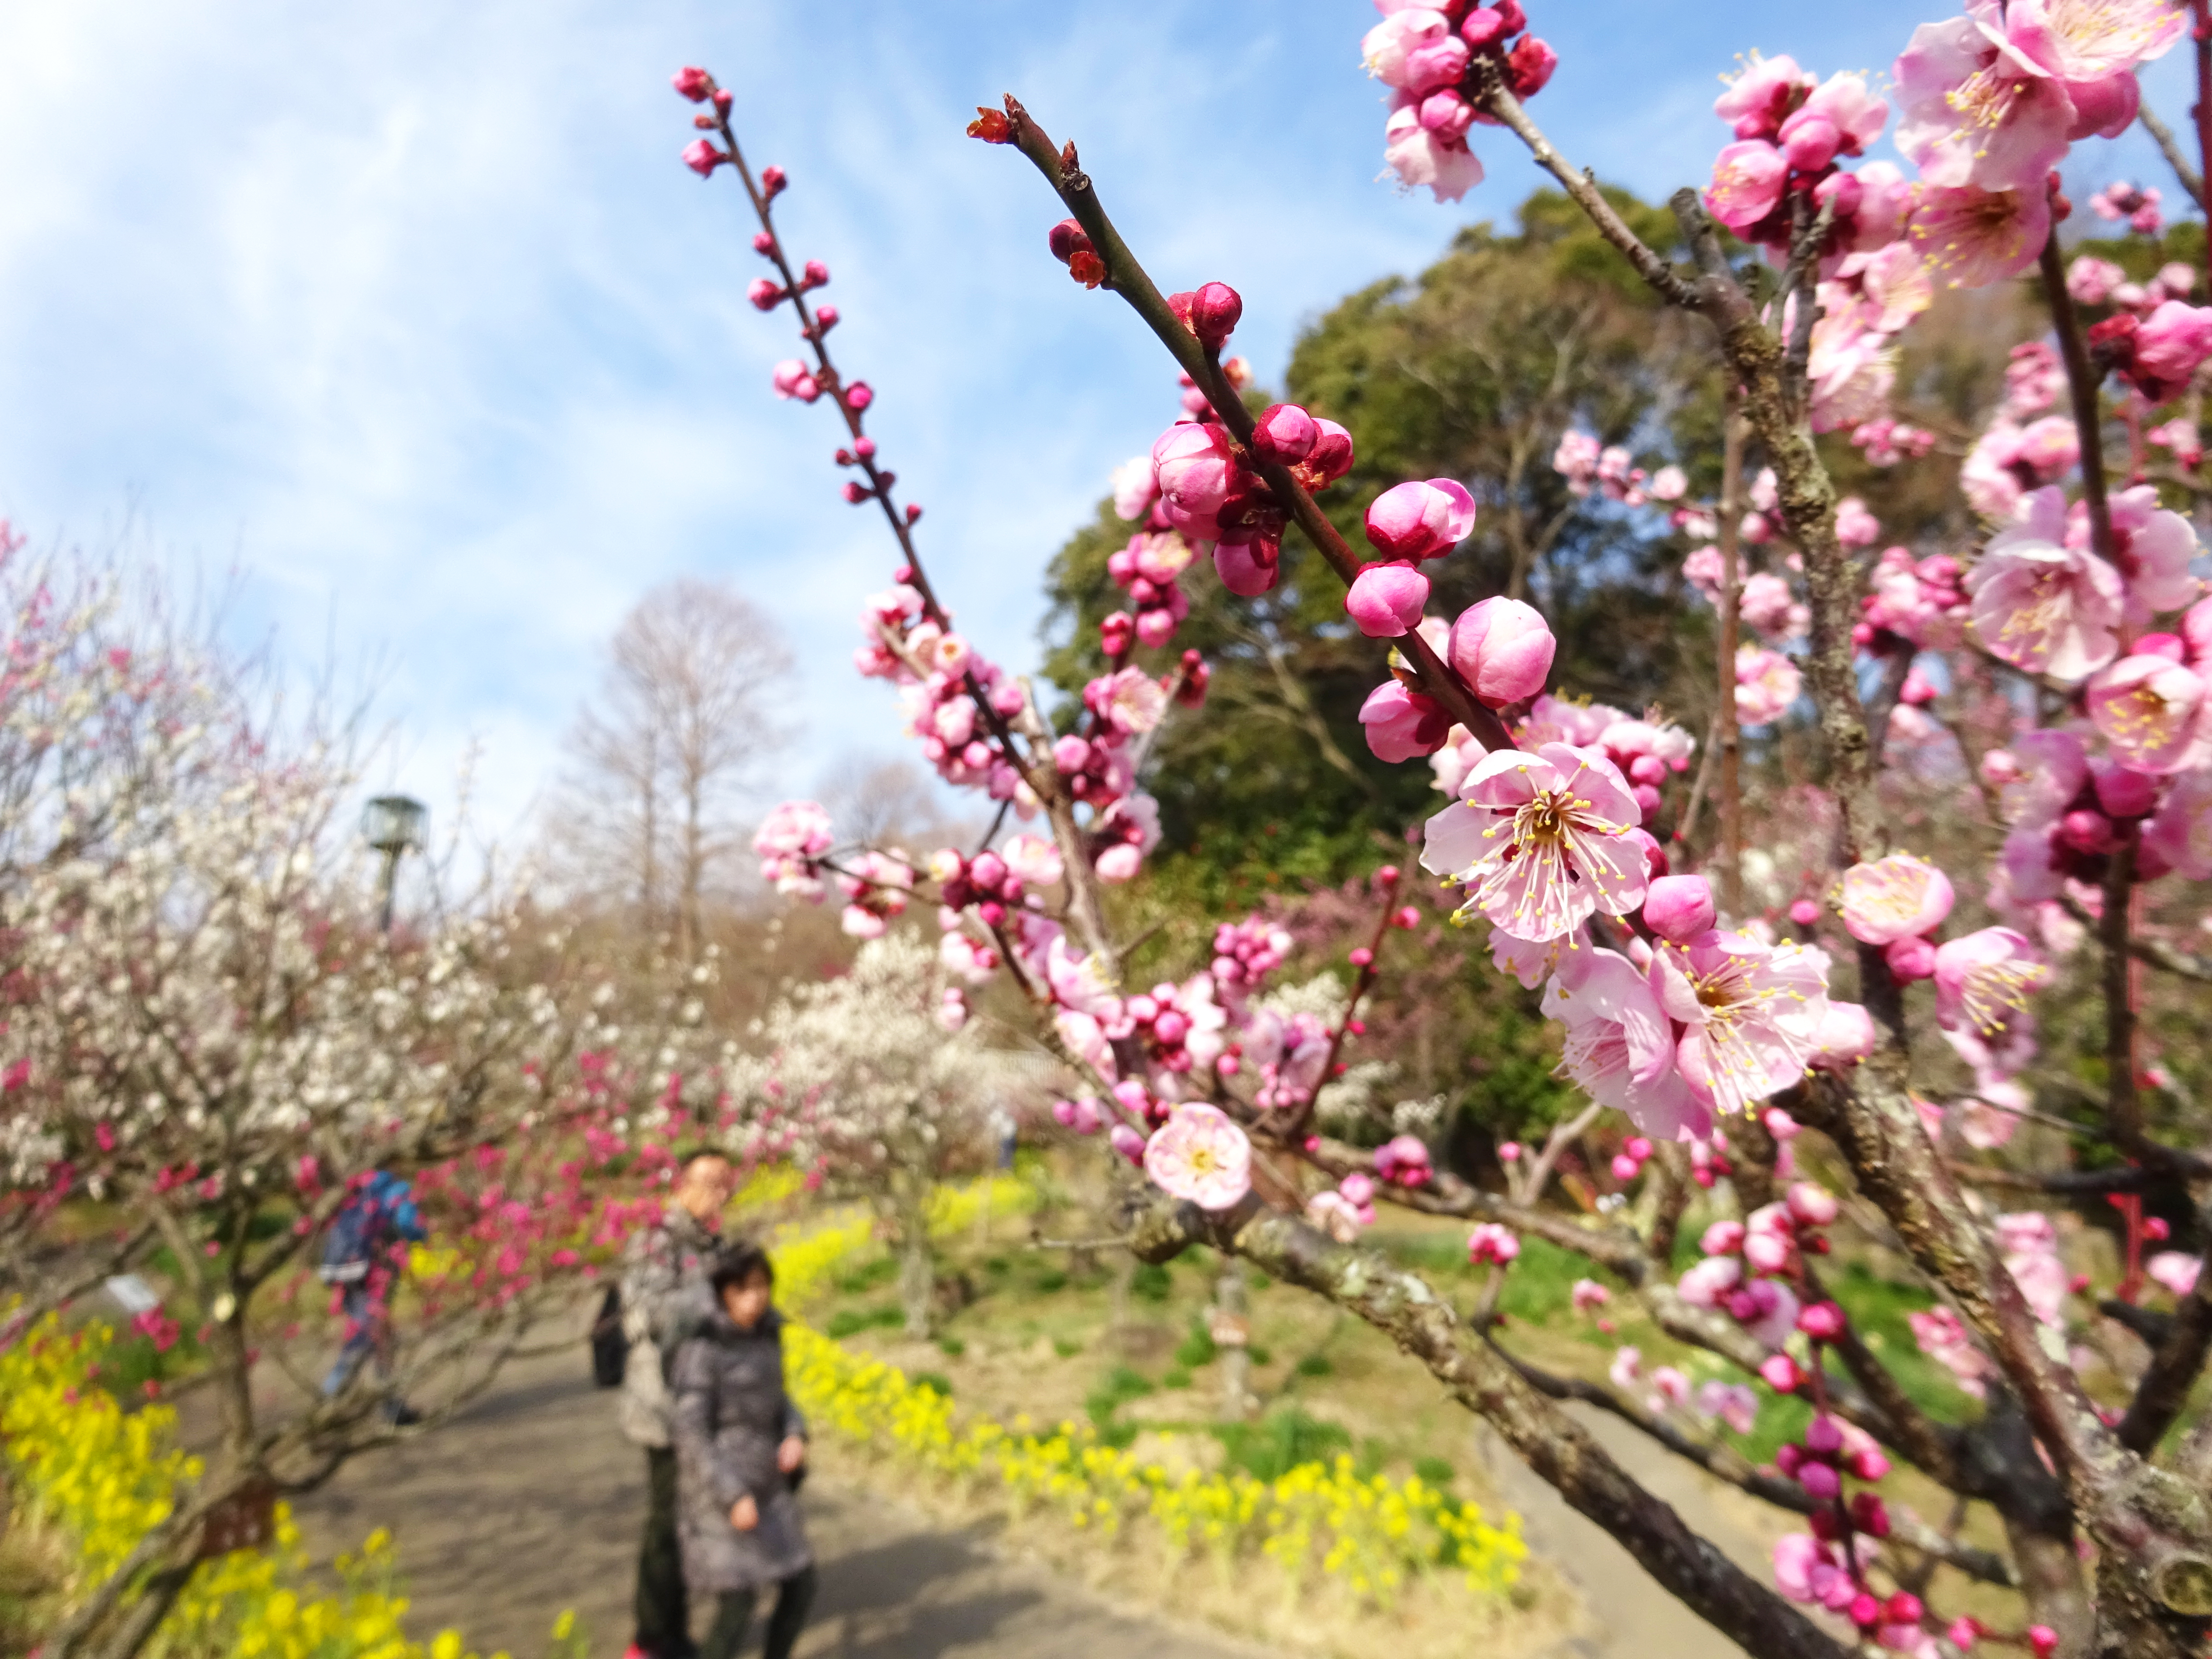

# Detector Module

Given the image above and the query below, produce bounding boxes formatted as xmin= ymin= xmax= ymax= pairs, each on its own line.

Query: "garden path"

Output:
xmin=285 ymin=1339 xmax=1271 ymax=1659
xmin=281 ymin=1332 xmax=1782 ymax=1659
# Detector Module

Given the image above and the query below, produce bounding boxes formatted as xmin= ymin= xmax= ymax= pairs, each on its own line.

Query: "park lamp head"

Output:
xmin=361 ymin=794 xmax=427 ymax=857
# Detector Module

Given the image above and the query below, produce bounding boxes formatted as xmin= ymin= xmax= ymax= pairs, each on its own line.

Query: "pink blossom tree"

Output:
xmin=673 ymin=6 xmax=2212 ymax=1648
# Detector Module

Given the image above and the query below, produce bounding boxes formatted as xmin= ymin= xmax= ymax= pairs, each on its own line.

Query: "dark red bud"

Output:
xmin=1068 ymin=249 xmax=1107 ymax=290
xmin=905 ymin=503 xmax=923 ymax=525
xmin=1507 ymin=35 xmax=1558 ymax=98
xmin=751 ymin=231 xmax=776 ymax=256
xmin=761 ymin=164 xmax=787 ymax=198
xmin=671 ymin=66 xmax=713 ymax=103
xmin=1491 ymin=0 xmax=1525 ymax=31
xmin=711 ymin=89 xmax=733 ymax=113
xmin=1047 ymin=218 xmax=1093 ymax=263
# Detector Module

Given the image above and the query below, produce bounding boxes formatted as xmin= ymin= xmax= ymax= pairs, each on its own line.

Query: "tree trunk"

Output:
xmin=1215 ymin=1261 xmax=1251 ymax=1422
xmin=896 ymin=1186 xmax=934 ymax=1339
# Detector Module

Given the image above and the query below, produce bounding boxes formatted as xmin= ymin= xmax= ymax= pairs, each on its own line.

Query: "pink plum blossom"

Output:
xmin=2145 ymin=766 xmax=2212 ymax=877
xmin=1447 ymin=596 xmax=1556 ymax=708
xmin=1541 ymin=948 xmax=1710 ymax=1141
xmin=1650 ymin=930 xmax=1832 ymax=1115
xmin=1809 ymin=1002 xmax=1879 ymax=1071
xmin=1894 ymin=19 xmax=2074 ymax=193
xmin=2087 ymin=654 xmax=2209 ymax=773
xmin=1734 ymin=647 xmax=1803 ymax=726
xmin=1467 ymin=1222 xmax=1520 ymax=1265
xmin=1383 ymin=103 xmax=1484 ymax=203
xmin=1421 ymin=744 xmax=1650 ymax=942
xmin=1906 ymin=183 xmax=2054 ymax=289
xmin=1838 ymin=853 xmax=1956 ymax=945
xmin=1143 ymin=1103 xmax=1251 ymax=1210
xmin=2146 ymin=1251 xmax=2201 ymax=1298
xmin=1703 ymin=141 xmax=1788 ymax=232
xmin=1933 ymin=927 xmax=2051 ymax=1042
xmin=1967 ymin=488 xmax=2125 ymax=681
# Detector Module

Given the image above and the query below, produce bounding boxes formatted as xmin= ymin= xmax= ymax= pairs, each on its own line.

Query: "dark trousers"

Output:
xmin=699 ymin=1566 xmax=816 ymax=1659
xmin=635 ymin=1446 xmax=689 ymax=1656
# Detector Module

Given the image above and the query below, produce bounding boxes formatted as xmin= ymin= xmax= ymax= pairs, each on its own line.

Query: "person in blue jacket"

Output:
xmin=319 ymin=1168 xmax=429 ymax=1423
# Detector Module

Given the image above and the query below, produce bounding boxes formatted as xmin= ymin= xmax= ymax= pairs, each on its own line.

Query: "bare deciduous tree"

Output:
xmin=551 ymin=579 xmax=792 ymax=953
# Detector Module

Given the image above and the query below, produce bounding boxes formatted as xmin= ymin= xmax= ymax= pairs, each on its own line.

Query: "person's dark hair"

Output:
xmin=675 ymin=1145 xmax=731 ymax=1176
xmin=710 ymin=1241 xmax=774 ymax=1298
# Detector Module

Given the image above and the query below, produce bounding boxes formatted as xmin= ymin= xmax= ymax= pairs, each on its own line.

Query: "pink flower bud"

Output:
xmin=840 ymin=481 xmax=870 ymax=505
xmin=1346 ymin=561 xmax=1431 ymax=637
xmin=684 ymin=139 xmax=726 ymax=177
xmin=1251 ymin=403 xmax=1320 ymax=464
xmin=1701 ymin=1221 xmax=1745 ymax=1256
xmin=1743 ymin=1232 xmax=1790 ymax=1273
xmin=2092 ymin=762 xmax=2160 ymax=819
xmin=1947 ymin=1617 xmax=1981 ymax=1651
xmin=845 ymin=381 xmax=874 ymax=410
xmin=1626 ymin=1136 xmax=1653 ymax=1160
xmin=1498 ymin=1141 xmax=1522 ymax=1162
xmin=760 ymin=165 xmax=787 ymax=198
xmin=1852 ymin=1493 xmax=1892 ymax=1538
xmin=1883 ymin=935 xmax=1936 ymax=981
xmin=752 ymin=231 xmax=775 ymax=255
xmin=1798 ymin=1460 xmax=1841 ymax=1500
xmin=855 ymin=436 xmax=877 ymax=459
xmin=1610 ymin=1153 xmax=1640 ymax=1181
xmin=2028 ymin=1628 xmax=2058 ymax=1659
xmin=748 ymin=278 xmax=783 ymax=311
xmin=1787 ymin=1182 xmax=1839 ymax=1228
xmin=1789 ymin=898 xmax=1820 ymax=926
xmin=672 ymin=66 xmax=713 ymax=102
xmin=1366 ymin=478 xmax=1478 ymax=562
xmin=1851 ymin=1447 xmax=1891 ymax=1481
xmin=1447 ymin=595 xmax=1554 ymax=707
xmin=1848 ymin=1593 xmax=1882 ymax=1630
xmin=1419 ymin=89 xmax=1476 ymax=141
xmin=1214 ymin=538 xmax=1281 ymax=597
xmin=1053 ymin=735 xmax=1093 ymax=773
xmin=1641 ymin=874 xmax=1715 ymax=942
xmin=1170 ymin=282 xmax=1243 ymax=350
xmin=1460 ymin=6 xmax=1509 ymax=46
xmin=1507 ymin=34 xmax=1558 ymax=96
xmin=1047 ymin=218 xmax=1092 ymax=263
xmin=1797 ymin=1301 xmax=1846 ymax=1341
xmin=1305 ymin=420 xmax=1356 ymax=483
xmin=1109 ymin=1124 xmax=1147 ymax=1165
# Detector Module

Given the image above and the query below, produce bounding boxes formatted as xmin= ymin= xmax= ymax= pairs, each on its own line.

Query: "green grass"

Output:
xmin=1033 ymin=1268 xmax=1069 ymax=1293
xmin=1130 ymin=1262 xmax=1173 ymax=1302
xmin=935 ymin=1336 xmax=965 ymax=1357
xmin=1294 ymin=1354 xmax=1334 ymax=1378
xmin=1174 ymin=1322 xmax=1218 ymax=1369
xmin=911 ymin=1371 xmax=953 ymax=1397
xmin=824 ymin=1306 xmax=903 ymax=1340
xmin=1051 ymin=1335 xmax=1083 ymax=1359
xmin=834 ymin=1256 xmax=899 ymax=1295
xmin=1163 ymin=1367 xmax=1192 ymax=1389
xmin=1210 ymin=1408 xmax=1353 ymax=1481
xmin=1086 ymin=1364 xmax=1158 ymax=1427
xmin=1414 ymin=1454 xmax=1457 ymax=1487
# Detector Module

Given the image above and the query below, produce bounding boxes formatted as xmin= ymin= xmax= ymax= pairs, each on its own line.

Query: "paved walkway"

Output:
xmin=286 ymin=1345 xmax=1267 ymax=1659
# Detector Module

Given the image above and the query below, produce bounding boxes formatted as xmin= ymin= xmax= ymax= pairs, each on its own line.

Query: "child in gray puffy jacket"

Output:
xmin=670 ymin=1242 xmax=814 ymax=1659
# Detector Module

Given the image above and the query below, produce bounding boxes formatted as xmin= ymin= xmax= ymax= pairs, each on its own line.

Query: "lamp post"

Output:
xmin=361 ymin=795 xmax=427 ymax=937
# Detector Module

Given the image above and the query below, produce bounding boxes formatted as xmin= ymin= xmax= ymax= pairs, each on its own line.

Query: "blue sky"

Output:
xmin=0 ymin=2 xmax=2193 ymax=848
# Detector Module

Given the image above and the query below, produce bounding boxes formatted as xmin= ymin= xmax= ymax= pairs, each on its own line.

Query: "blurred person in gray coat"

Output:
xmin=669 ymin=1242 xmax=814 ymax=1659
xmin=618 ymin=1148 xmax=736 ymax=1659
